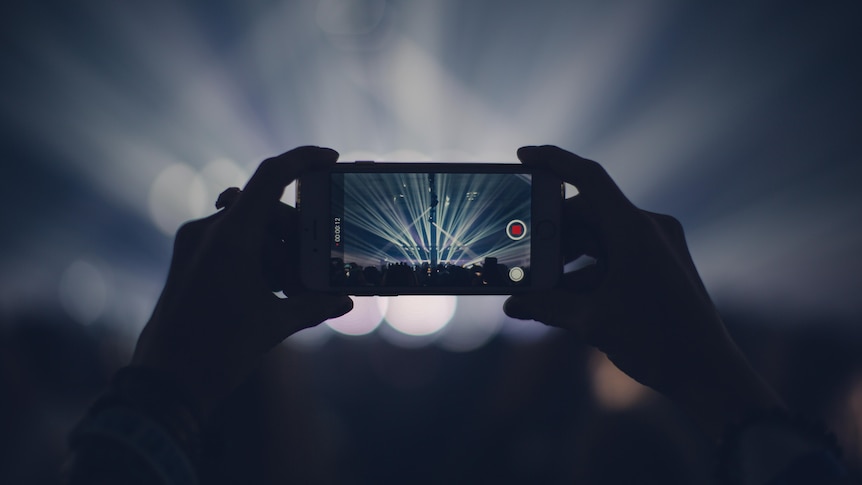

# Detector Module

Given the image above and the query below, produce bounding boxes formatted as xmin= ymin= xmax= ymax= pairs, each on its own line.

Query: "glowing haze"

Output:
xmin=0 ymin=1 xmax=860 ymax=343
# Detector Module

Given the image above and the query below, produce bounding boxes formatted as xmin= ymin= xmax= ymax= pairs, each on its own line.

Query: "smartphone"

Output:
xmin=298 ymin=162 xmax=562 ymax=295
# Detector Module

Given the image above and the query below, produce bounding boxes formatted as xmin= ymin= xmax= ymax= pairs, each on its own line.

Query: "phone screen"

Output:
xmin=329 ymin=171 xmax=532 ymax=288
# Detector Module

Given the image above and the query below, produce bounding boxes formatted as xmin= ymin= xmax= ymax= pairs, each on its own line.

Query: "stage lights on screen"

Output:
xmin=338 ymin=172 xmax=531 ymax=269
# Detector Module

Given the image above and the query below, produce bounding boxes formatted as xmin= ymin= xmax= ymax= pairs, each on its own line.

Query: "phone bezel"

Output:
xmin=298 ymin=162 xmax=562 ymax=295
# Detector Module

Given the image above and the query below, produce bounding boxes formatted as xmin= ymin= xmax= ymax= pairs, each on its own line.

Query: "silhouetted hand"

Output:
xmin=132 ymin=146 xmax=353 ymax=416
xmin=505 ymin=145 xmax=781 ymax=438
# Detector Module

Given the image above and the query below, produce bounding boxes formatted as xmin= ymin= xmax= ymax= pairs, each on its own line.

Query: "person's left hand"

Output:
xmin=132 ymin=146 xmax=353 ymax=416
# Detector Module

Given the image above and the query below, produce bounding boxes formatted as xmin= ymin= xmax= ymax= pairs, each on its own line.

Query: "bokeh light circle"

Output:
xmin=58 ymin=260 xmax=109 ymax=325
xmin=200 ymin=158 xmax=249 ymax=204
xmin=326 ymin=296 xmax=388 ymax=336
xmin=148 ymin=163 xmax=208 ymax=236
xmin=384 ymin=295 xmax=456 ymax=336
xmin=436 ymin=296 xmax=504 ymax=352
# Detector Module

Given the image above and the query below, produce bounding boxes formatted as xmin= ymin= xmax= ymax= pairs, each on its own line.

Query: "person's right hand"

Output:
xmin=132 ymin=146 xmax=353 ymax=418
xmin=505 ymin=145 xmax=781 ymax=438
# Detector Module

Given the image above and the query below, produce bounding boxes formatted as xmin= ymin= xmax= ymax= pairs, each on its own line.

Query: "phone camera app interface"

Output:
xmin=330 ymin=172 xmax=532 ymax=288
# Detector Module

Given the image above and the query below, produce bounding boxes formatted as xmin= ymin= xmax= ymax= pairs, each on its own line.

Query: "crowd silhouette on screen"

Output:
xmin=329 ymin=256 xmax=524 ymax=287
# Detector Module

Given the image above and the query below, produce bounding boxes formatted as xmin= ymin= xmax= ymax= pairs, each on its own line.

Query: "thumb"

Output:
xmin=263 ymin=293 xmax=354 ymax=343
xmin=504 ymin=291 xmax=593 ymax=341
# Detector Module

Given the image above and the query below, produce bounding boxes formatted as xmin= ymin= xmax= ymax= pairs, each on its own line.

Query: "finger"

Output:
xmin=561 ymin=262 xmax=605 ymax=292
xmin=262 ymin=237 xmax=289 ymax=291
xmin=520 ymin=145 xmax=646 ymax=265
xmin=518 ymin=145 xmax=634 ymax=220
xmin=215 ymin=187 xmax=241 ymax=210
xmin=268 ymin=201 xmax=297 ymax=241
xmin=560 ymin=200 xmax=605 ymax=260
xmin=227 ymin=146 xmax=339 ymax=232
xmin=261 ymin=202 xmax=301 ymax=292
xmin=504 ymin=291 xmax=594 ymax=340
xmin=263 ymin=293 xmax=354 ymax=342
xmin=520 ymin=147 xmax=607 ymax=261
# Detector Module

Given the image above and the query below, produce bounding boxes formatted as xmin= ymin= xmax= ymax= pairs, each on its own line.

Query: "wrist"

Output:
xmin=98 ymin=366 xmax=206 ymax=453
xmin=129 ymin=352 xmax=224 ymax=420
xmin=66 ymin=366 xmax=205 ymax=484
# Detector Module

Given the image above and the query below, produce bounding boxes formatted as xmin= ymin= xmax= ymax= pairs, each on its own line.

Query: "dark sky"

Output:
xmin=1 ymin=0 xmax=860 ymax=334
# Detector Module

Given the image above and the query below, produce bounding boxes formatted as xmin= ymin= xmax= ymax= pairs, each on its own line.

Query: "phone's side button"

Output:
xmin=534 ymin=220 xmax=557 ymax=240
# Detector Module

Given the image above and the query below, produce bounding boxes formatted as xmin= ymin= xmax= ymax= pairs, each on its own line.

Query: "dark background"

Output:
xmin=1 ymin=0 xmax=860 ymax=483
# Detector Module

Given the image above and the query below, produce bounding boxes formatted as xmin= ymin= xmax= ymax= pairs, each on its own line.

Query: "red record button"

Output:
xmin=506 ymin=220 xmax=527 ymax=241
